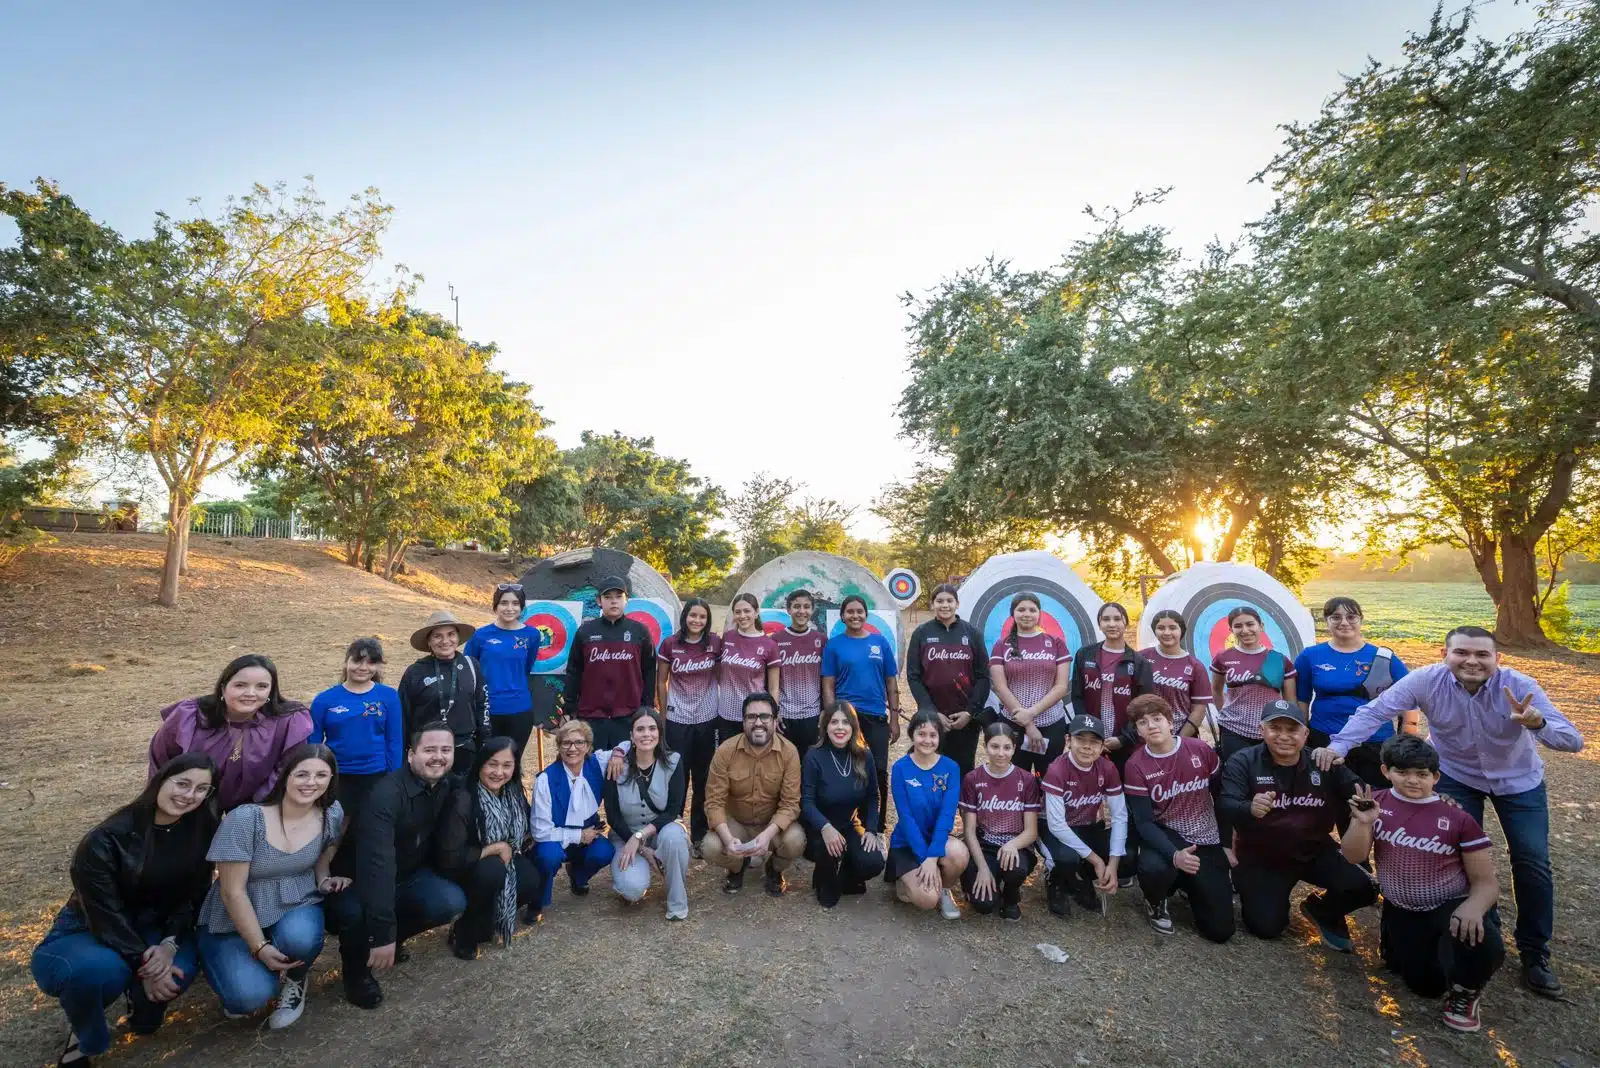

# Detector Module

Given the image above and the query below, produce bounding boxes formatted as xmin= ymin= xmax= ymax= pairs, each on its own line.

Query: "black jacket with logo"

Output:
xmin=397 ymin=654 xmax=490 ymax=754
xmin=1219 ymin=745 xmax=1361 ymax=866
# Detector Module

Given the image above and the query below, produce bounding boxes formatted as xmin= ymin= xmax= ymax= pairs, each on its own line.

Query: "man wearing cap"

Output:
xmin=564 ymin=576 xmax=657 ymax=751
xmin=397 ymin=610 xmax=491 ymax=775
xmin=1219 ymin=699 xmax=1376 ymax=950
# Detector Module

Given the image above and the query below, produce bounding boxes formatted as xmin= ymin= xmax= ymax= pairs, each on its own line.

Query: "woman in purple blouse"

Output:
xmin=148 ymin=655 xmax=312 ymax=812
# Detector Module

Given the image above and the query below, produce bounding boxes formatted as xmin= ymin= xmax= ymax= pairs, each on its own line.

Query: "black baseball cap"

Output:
xmin=597 ymin=575 xmax=628 ymax=596
xmin=1261 ymin=700 xmax=1306 ymax=727
xmin=1066 ymin=714 xmax=1105 ymax=738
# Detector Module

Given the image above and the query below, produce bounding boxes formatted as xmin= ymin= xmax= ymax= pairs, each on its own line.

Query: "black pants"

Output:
xmin=939 ymin=718 xmax=981 ymax=777
xmin=452 ymin=853 xmax=544 ymax=949
xmin=584 ymin=716 xmax=632 ymax=752
xmin=491 ymin=710 xmax=537 ymax=774
xmin=1214 ymin=728 xmax=1259 ymax=843
xmin=666 ymin=719 xmax=719 ymax=842
xmin=450 ymin=738 xmax=478 ymax=778
xmin=1235 ymin=843 xmax=1377 ymax=940
xmin=1013 ymin=717 xmax=1067 ymax=776
xmin=859 ymin=715 xmax=890 ymax=833
xmin=1106 ymin=746 xmax=1141 ymax=860
xmin=1041 ymin=821 xmax=1111 ymax=901
xmin=805 ymin=825 xmax=886 ymax=907
xmin=336 ymin=772 xmax=388 ymax=833
xmin=1138 ymin=841 xmax=1235 ymax=943
xmin=961 ymin=843 xmax=1037 ymax=913
xmin=1380 ymin=898 xmax=1506 ymax=998
xmin=781 ymin=715 xmax=821 ymax=756
xmin=1307 ymin=727 xmax=1387 ymax=791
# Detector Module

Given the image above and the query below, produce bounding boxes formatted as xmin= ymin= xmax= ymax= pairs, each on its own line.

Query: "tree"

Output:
xmin=262 ymin=310 xmax=555 ymax=578
xmin=1 ymin=179 xmax=395 ymax=605
xmin=873 ymin=466 xmax=1047 ymax=586
xmin=727 ymin=473 xmax=801 ymax=565
xmin=508 ymin=431 xmax=735 ymax=591
xmin=1258 ymin=1 xmax=1600 ymax=644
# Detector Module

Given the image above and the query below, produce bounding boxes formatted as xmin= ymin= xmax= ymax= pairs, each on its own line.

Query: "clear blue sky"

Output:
xmin=2 ymin=1 xmax=1532 ymax=538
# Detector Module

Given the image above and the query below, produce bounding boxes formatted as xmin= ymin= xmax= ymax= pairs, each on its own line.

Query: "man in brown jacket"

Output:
xmin=702 ymin=692 xmax=805 ymax=896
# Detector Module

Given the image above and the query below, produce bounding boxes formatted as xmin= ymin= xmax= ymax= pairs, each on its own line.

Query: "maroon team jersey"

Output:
xmin=715 ymin=630 xmax=781 ymax=722
xmin=960 ymin=764 xmax=1043 ymax=846
xmin=1077 ymin=647 xmax=1137 ymax=737
xmin=659 ymin=633 xmax=722 ymax=726
xmin=771 ymin=626 xmax=826 ymax=720
xmin=1123 ymin=737 xmax=1221 ymax=846
xmin=1371 ymin=789 xmax=1492 ymax=911
xmin=1211 ymin=647 xmax=1295 ymax=740
xmin=1041 ymin=752 xmax=1123 ymax=827
xmin=989 ymin=632 xmax=1069 ymax=727
xmin=1140 ymin=648 xmax=1214 ymax=729
xmin=918 ymin=627 xmax=981 ymax=713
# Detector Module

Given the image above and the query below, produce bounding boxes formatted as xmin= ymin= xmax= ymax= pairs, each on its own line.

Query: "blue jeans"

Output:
xmin=197 ymin=903 xmax=325 ymax=1015
xmin=324 ymin=868 xmax=465 ymax=975
xmin=30 ymin=907 xmax=200 ymax=1056
xmin=1436 ymin=775 xmax=1553 ymax=958
xmin=532 ymin=838 xmax=615 ymax=908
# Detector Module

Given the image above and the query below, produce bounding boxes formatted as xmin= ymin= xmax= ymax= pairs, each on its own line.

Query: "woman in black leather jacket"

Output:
xmin=30 ymin=753 xmax=220 ymax=1067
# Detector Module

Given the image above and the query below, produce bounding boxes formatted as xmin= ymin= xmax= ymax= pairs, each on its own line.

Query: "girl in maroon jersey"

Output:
xmin=1209 ymin=606 xmax=1296 ymax=761
xmin=1069 ymin=603 xmax=1155 ymax=757
xmin=959 ymin=723 xmax=1041 ymax=921
xmin=656 ymin=598 xmax=723 ymax=853
xmin=987 ymin=593 xmax=1071 ymax=775
xmin=715 ymin=593 xmax=781 ymax=746
xmin=1138 ymin=610 xmax=1213 ymax=740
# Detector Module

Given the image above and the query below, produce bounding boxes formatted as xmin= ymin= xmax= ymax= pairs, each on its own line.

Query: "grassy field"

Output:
xmin=1303 ymin=580 xmax=1600 ymax=644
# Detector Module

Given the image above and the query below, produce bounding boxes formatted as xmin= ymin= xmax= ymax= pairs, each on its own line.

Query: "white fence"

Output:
xmin=190 ymin=511 xmax=331 ymax=541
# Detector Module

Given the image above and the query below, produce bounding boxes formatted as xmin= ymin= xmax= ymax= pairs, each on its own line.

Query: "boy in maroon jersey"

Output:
xmin=958 ymin=723 xmax=1042 ymax=921
xmin=1122 ymin=695 xmax=1234 ymax=942
xmin=1039 ymin=715 xmax=1126 ymax=916
xmin=564 ymin=576 xmax=656 ymax=750
xmin=1341 ymin=735 xmax=1504 ymax=1033
xmin=773 ymin=589 xmax=828 ymax=753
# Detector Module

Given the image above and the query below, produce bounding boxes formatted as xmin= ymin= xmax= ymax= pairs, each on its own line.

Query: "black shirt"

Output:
xmin=800 ymin=745 xmax=880 ymax=834
xmin=337 ymin=767 xmax=459 ymax=946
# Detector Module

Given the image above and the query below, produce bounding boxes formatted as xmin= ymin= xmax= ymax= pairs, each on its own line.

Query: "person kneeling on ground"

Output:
xmin=31 ymin=755 xmax=219 ymax=1068
xmin=325 ymin=726 xmax=467 ymax=1009
xmin=531 ymin=719 xmax=617 ymax=908
xmin=1039 ymin=715 xmax=1127 ymax=918
xmin=886 ymin=711 xmax=970 ymax=919
xmin=959 ymin=722 xmax=1042 ymax=921
xmin=1219 ymin=700 xmax=1377 ymax=950
xmin=800 ymin=703 xmax=887 ymax=909
xmin=703 ymin=693 xmax=806 ymax=895
xmin=1122 ymin=694 xmax=1234 ymax=942
xmin=603 ymin=708 xmax=692 ymax=919
xmin=439 ymin=737 xmax=545 ymax=959
xmin=1341 ymin=735 xmax=1505 ymax=1033
xmin=198 ymin=744 xmax=347 ymax=1030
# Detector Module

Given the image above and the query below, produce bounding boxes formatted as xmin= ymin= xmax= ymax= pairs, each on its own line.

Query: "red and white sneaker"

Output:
xmin=1440 ymin=986 xmax=1482 ymax=1033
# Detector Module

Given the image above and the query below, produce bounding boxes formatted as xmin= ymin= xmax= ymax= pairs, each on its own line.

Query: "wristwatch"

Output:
xmin=633 ymin=830 xmax=646 ymax=841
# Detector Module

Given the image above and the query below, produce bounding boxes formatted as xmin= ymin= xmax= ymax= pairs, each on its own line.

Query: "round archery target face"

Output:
xmin=522 ymin=600 xmax=582 ymax=675
xmin=1185 ymin=585 xmax=1301 ymax=659
xmin=826 ymin=610 xmax=898 ymax=643
xmin=884 ymin=568 xmax=922 ymax=608
xmin=759 ymin=609 xmax=792 ymax=635
xmin=624 ymin=598 xmax=674 ymax=649
xmin=970 ymin=583 xmax=1091 ymax=657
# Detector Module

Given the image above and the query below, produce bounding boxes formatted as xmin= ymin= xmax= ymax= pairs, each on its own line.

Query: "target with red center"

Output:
xmin=521 ymin=600 xmax=582 ymax=675
xmin=958 ymin=551 xmax=1103 ymax=663
xmin=1134 ymin=563 xmax=1314 ymax=661
xmin=624 ymin=598 xmax=675 ymax=649
xmin=759 ymin=609 xmax=792 ymax=635
xmin=884 ymin=568 xmax=922 ymax=608
xmin=825 ymin=609 xmax=899 ymax=645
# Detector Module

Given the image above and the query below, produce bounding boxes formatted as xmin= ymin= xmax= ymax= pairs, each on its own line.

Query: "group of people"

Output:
xmin=31 ymin=578 xmax=1586 ymax=1065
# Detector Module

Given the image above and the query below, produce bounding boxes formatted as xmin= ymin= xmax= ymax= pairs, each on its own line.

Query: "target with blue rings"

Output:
xmin=624 ymin=598 xmax=675 ymax=650
xmin=825 ymin=609 xmax=899 ymax=645
xmin=1183 ymin=585 xmax=1302 ymax=660
xmin=759 ymin=609 xmax=793 ymax=635
xmin=884 ymin=568 xmax=922 ymax=608
xmin=522 ymin=600 xmax=583 ymax=675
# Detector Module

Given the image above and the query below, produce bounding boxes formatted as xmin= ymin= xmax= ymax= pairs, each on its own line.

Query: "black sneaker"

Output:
xmin=723 ymin=867 xmax=746 ymax=895
xmin=1071 ymin=880 xmax=1101 ymax=913
xmin=1117 ymin=873 xmax=1136 ymax=890
xmin=571 ymin=883 xmax=590 ymax=897
xmin=1046 ymin=878 xmax=1070 ymax=918
xmin=1299 ymin=897 xmax=1354 ymax=953
xmin=125 ymin=996 xmax=165 ymax=1036
xmin=522 ymin=904 xmax=543 ymax=926
xmin=342 ymin=969 xmax=384 ymax=1010
xmin=1147 ymin=897 xmax=1174 ymax=935
xmin=763 ymin=861 xmax=787 ymax=897
xmin=449 ymin=924 xmax=478 ymax=961
xmin=57 ymin=1030 xmax=91 ymax=1067
xmin=1521 ymin=955 xmax=1564 ymax=999
xmin=1000 ymin=902 xmax=1022 ymax=922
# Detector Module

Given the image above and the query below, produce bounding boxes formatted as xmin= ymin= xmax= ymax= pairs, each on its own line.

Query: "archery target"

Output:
xmin=758 ymin=609 xmax=792 ymax=635
xmin=957 ymin=551 xmax=1105 ymax=661
xmin=522 ymin=600 xmax=582 ymax=675
xmin=624 ymin=598 xmax=675 ymax=649
xmin=825 ymin=609 xmax=899 ymax=645
xmin=1135 ymin=563 xmax=1315 ymax=660
xmin=884 ymin=568 xmax=922 ymax=608
xmin=735 ymin=551 xmax=895 ymax=615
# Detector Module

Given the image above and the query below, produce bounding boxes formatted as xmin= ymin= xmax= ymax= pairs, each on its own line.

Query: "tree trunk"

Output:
xmin=1495 ymin=534 xmax=1555 ymax=649
xmin=1216 ymin=499 xmax=1259 ymax=563
xmin=344 ymin=537 xmax=363 ymax=567
xmin=382 ymin=539 xmax=409 ymax=581
xmin=158 ymin=499 xmax=192 ymax=607
xmin=177 ymin=522 xmax=190 ymax=576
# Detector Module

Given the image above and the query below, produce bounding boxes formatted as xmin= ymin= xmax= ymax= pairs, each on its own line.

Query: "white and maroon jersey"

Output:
xmin=1123 ymin=736 xmax=1221 ymax=846
xmin=959 ymin=764 xmax=1043 ymax=846
xmin=1140 ymin=648 xmax=1214 ymax=730
xmin=1370 ymin=788 xmax=1492 ymax=912
xmin=1041 ymin=752 xmax=1123 ymax=827
xmin=771 ymin=626 xmax=826 ymax=720
xmin=658 ymin=633 xmax=722 ymax=725
xmin=1210 ymin=647 xmax=1295 ymax=740
xmin=715 ymin=630 xmax=781 ymax=723
xmin=989 ymin=632 xmax=1069 ymax=727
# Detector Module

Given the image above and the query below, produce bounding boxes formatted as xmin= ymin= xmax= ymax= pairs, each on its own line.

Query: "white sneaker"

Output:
xmin=267 ymin=975 xmax=306 ymax=1030
xmin=939 ymin=889 xmax=961 ymax=920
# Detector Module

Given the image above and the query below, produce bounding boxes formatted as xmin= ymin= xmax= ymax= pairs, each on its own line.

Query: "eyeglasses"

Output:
xmin=743 ymin=713 xmax=775 ymax=723
xmin=496 ymin=583 xmax=524 ymax=592
xmin=1325 ymin=613 xmax=1361 ymax=622
xmin=558 ymin=740 xmax=589 ymax=749
xmin=168 ymin=781 xmax=213 ymax=798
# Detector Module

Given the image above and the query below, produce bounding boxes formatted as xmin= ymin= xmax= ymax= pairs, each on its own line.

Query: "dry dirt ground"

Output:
xmin=0 ymin=534 xmax=1596 ymax=1068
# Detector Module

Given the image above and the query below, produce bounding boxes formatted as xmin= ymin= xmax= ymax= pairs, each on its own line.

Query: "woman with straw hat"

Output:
xmin=397 ymin=610 xmax=491 ymax=776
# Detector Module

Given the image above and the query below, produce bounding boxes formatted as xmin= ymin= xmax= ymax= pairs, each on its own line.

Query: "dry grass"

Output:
xmin=0 ymin=535 xmax=1595 ymax=1067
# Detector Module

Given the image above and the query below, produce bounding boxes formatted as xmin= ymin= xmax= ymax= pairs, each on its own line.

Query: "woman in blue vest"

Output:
xmin=530 ymin=719 xmax=616 ymax=911
xmin=463 ymin=583 xmax=542 ymax=771
xmin=1293 ymin=596 xmax=1415 ymax=789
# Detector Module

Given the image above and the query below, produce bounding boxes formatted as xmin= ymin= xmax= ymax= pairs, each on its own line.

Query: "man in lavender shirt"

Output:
xmin=1312 ymin=625 xmax=1584 ymax=998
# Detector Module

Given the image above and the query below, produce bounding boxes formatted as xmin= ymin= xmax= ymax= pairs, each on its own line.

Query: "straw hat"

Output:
xmin=410 ymin=610 xmax=477 ymax=652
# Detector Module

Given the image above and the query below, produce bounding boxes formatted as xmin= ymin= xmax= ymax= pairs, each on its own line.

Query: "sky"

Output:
xmin=2 ymin=1 xmax=1534 ymax=539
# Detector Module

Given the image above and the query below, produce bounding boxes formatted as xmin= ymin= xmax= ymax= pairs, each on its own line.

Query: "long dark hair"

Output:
xmin=1008 ymin=593 xmax=1041 ymax=657
xmin=623 ymin=707 xmax=675 ymax=784
xmin=678 ymin=598 xmax=714 ymax=644
xmin=731 ymin=593 xmax=762 ymax=633
xmin=196 ymin=654 xmax=289 ymax=728
xmin=262 ymin=743 xmax=340 ymax=813
xmin=815 ymin=702 xmax=871 ymax=786
xmin=103 ymin=752 xmax=220 ymax=880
